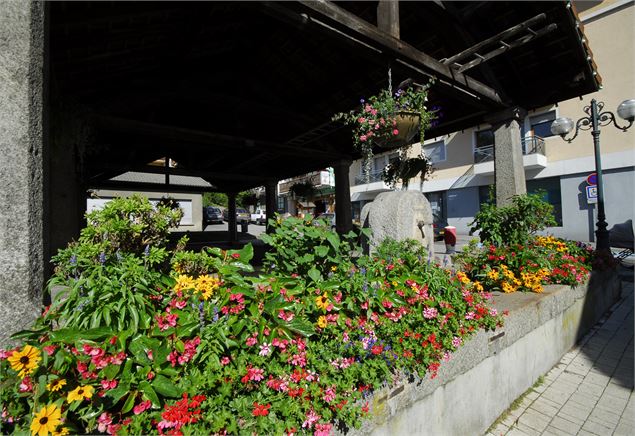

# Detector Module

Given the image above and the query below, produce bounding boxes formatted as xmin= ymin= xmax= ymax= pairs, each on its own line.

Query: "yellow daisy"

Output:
xmin=8 ymin=344 xmax=41 ymax=378
xmin=67 ymin=385 xmax=94 ymax=403
xmin=30 ymin=404 xmax=61 ymax=436
xmin=52 ymin=428 xmax=69 ymax=436
xmin=47 ymin=378 xmax=67 ymax=392
xmin=315 ymin=293 xmax=330 ymax=311
xmin=173 ymin=274 xmax=196 ymax=293
xmin=317 ymin=316 xmax=328 ymax=329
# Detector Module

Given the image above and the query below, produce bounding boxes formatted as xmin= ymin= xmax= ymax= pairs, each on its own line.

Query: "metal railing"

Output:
xmin=353 ymin=169 xmax=385 ymax=186
xmin=473 ymin=135 xmax=546 ymax=163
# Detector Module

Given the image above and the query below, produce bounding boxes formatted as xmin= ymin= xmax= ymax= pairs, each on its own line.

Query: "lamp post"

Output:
xmin=551 ymin=98 xmax=635 ymax=250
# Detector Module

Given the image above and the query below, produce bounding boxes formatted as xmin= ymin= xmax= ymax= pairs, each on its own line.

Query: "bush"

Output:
xmin=1 ymin=202 xmax=503 ymax=436
xmin=469 ymin=192 xmax=557 ymax=246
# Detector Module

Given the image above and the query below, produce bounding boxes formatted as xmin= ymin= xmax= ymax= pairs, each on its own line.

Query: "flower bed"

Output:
xmin=0 ymin=199 xmax=502 ymax=436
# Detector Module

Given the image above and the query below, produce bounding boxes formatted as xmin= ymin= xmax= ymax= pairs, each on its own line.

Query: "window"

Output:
xmin=422 ymin=140 xmax=446 ymax=164
xmin=529 ymin=111 xmax=556 ymax=138
xmin=474 ymin=129 xmax=494 ymax=163
xmin=527 ymin=177 xmax=562 ymax=226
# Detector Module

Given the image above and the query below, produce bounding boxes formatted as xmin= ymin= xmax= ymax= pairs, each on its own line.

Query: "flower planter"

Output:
xmin=373 ymin=112 xmax=420 ymax=149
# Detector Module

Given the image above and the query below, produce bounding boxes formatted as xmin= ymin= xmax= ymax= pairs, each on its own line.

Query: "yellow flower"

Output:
xmin=8 ymin=344 xmax=41 ymax=378
xmin=501 ymin=282 xmax=516 ymax=293
xmin=316 ymin=293 xmax=330 ymax=311
xmin=196 ymin=274 xmax=221 ymax=300
xmin=30 ymin=404 xmax=61 ymax=436
xmin=47 ymin=378 xmax=67 ymax=392
xmin=67 ymin=385 xmax=94 ymax=403
xmin=317 ymin=316 xmax=328 ymax=329
xmin=486 ymin=269 xmax=499 ymax=280
xmin=473 ymin=281 xmax=484 ymax=292
xmin=330 ymin=266 xmax=337 ymax=272
xmin=173 ymin=274 xmax=196 ymax=293
xmin=456 ymin=271 xmax=471 ymax=284
xmin=52 ymin=428 xmax=69 ymax=436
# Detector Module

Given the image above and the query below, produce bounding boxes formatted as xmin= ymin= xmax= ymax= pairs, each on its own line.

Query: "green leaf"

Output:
xmin=326 ymin=232 xmax=340 ymax=250
xmin=307 ymin=268 xmax=322 ymax=283
xmin=50 ymin=326 xmax=114 ymax=343
xmin=130 ymin=306 xmax=140 ymax=332
xmin=151 ymin=374 xmax=182 ymax=398
xmin=139 ymin=381 xmax=161 ymax=407
xmin=121 ymin=392 xmax=136 ymax=414
xmin=103 ymin=364 xmax=120 ymax=380
xmin=10 ymin=327 xmax=47 ymax=341
xmin=315 ymin=246 xmax=329 ymax=257
xmin=285 ymin=318 xmax=315 ymax=337
xmin=106 ymin=382 xmax=130 ymax=404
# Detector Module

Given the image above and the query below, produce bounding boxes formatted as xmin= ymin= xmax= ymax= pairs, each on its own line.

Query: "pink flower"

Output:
xmin=43 ymin=345 xmax=57 ymax=356
xmin=489 ymin=308 xmax=498 ymax=316
xmin=259 ymin=343 xmax=272 ymax=357
xmin=278 ymin=310 xmax=295 ymax=322
xmin=465 ymin=311 xmax=475 ymax=320
xmin=0 ymin=349 xmax=12 ymax=359
xmin=100 ymin=379 xmax=118 ymax=390
xmin=133 ymin=400 xmax=152 ymax=415
xmin=289 ymin=352 xmax=307 ymax=367
xmin=220 ymin=356 xmax=231 ymax=366
xmin=392 ymin=129 xmax=399 ymax=135
xmin=423 ymin=307 xmax=438 ymax=319
xmin=314 ymin=423 xmax=333 ymax=436
xmin=302 ymin=409 xmax=320 ymax=429
xmin=246 ymin=336 xmax=258 ymax=347
xmin=19 ymin=376 xmax=33 ymax=392
xmin=322 ymin=386 xmax=336 ymax=403
xmin=452 ymin=336 xmax=461 ymax=347
xmin=359 ymin=135 xmax=367 ymax=142
xmin=97 ymin=412 xmax=113 ymax=433
xmin=358 ymin=117 xmax=366 ymax=123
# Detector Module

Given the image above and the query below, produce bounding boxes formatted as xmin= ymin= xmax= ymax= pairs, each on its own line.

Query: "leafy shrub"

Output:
xmin=1 ymin=203 xmax=503 ymax=435
xmin=260 ymin=215 xmax=361 ymax=277
xmin=456 ymin=236 xmax=592 ymax=293
xmin=469 ymin=192 xmax=557 ymax=246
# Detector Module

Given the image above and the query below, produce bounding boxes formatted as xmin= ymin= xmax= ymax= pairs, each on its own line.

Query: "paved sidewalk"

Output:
xmin=488 ymin=276 xmax=634 ymax=436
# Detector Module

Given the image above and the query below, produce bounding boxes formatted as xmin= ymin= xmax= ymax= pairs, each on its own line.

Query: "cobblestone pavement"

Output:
xmin=488 ymin=277 xmax=634 ymax=436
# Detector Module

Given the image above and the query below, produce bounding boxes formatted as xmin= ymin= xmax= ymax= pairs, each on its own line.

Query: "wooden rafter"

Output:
xmin=291 ymin=0 xmax=503 ymax=106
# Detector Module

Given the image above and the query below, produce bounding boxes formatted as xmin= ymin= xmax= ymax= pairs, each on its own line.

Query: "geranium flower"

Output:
xmin=8 ymin=344 xmax=41 ymax=378
xmin=30 ymin=404 xmax=62 ymax=436
xmin=252 ymin=402 xmax=271 ymax=417
xmin=302 ymin=409 xmax=320 ymax=429
xmin=67 ymin=385 xmax=95 ymax=402
xmin=47 ymin=378 xmax=67 ymax=392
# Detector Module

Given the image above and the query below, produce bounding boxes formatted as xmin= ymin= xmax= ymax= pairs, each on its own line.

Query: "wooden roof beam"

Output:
xmin=293 ymin=0 xmax=503 ymax=106
xmin=441 ymin=13 xmax=548 ymax=66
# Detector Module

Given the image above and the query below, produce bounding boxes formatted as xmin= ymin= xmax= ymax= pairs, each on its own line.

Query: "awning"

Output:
xmin=298 ymin=201 xmax=316 ymax=208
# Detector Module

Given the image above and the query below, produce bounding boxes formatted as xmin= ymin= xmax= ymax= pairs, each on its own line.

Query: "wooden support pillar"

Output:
xmin=333 ymin=160 xmax=353 ymax=234
xmin=227 ymin=192 xmax=238 ymax=244
xmin=265 ymin=180 xmax=278 ymax=233
xmin=489 ymin=107 xmax=527 ymax=206
xmin=377 ymin=0 xmax=400 ymax=38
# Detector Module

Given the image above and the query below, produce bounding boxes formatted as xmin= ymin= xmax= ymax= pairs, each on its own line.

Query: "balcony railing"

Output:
xmin=353 ymin=169 xmax=385 ymax=186
xmin=473 ymin=135 xmax=546 ymax=163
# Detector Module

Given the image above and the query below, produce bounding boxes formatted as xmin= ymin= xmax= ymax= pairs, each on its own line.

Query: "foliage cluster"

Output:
xmin=1 ymin=199 xmax=503 ymax=436
xmin=469 ymin=192 xmax=557 ymax=247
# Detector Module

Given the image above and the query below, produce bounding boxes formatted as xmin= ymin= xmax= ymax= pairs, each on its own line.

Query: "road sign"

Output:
xmin=587 ymin=172 xmax=597 ymax=185
xmin=586 ymin=185 xmax=598 ymax=204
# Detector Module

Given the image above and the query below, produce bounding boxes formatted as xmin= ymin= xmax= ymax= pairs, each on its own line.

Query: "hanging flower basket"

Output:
xmin=332 ymin=80 xmax=437 ymax=182
xmin=374 ymin=111 xmax=420 ymax=149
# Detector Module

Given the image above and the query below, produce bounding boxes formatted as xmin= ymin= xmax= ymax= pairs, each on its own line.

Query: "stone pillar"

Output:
xmin=333 ymin=160 xmax=353 ymax=234
xmin=0 ymin=0 xmax=48 ymax=344
xmin=265 ymin=180 xmax=277 ymax=233
xmin=491 ymin=107 xmax=527 ymax=206
xmin=227 ymin=192 xmax=238 ymax=244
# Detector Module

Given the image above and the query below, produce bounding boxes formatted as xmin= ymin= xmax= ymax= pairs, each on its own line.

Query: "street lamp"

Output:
xmin=551 ymin=98 xmax=635 ymax=250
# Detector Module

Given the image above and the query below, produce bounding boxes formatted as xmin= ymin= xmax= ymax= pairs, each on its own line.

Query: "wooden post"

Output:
xmin=265 ymin=180 xmax=278 ymax=233
xmin=333 ymin=160 xmax=353 ymax=234
xmin=377 ymin=0 xmax=400 ymax=39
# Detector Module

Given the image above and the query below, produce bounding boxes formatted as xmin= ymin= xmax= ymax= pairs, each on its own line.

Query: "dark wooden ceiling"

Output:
xmin=49 ymin=1 xmax=600 ymax=192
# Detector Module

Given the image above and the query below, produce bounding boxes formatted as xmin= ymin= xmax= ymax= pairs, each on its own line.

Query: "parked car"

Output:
xmin=433 ymin=213 xmax=448 ymax=241
xmin=315 ymin=212 xmax=336 ymax=229
xmin=203 ymin=206 xmax=223 ymax=225
xmin=250 ymin=209 xmax=267 ymax=225
xmin=223 ymin=207 xmax=250 ymax=223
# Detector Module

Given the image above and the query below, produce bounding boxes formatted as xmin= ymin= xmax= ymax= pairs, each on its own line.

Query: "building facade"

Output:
xmin=350 ymin=0 xmax=634 ymax=242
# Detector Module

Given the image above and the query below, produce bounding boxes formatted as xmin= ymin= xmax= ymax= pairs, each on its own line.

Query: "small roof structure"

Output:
xmin=49 ymin=1 xmax=600 ymax=192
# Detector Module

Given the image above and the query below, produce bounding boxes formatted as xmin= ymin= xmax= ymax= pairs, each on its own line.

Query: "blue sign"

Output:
xmin=586 ymin=185 xmax=598 ymax=204
xmin=587 ymin=173 xmax=597 ymax=185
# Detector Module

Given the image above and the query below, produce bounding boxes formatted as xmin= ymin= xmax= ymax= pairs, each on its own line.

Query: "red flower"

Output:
xmin=371 ymin=345 xmax=383 ymax=355
xmin=252 ymin=402 xmax=271 ymax=417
